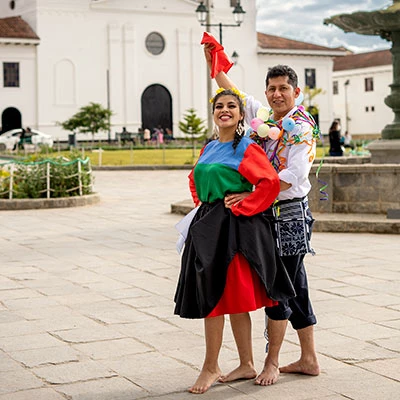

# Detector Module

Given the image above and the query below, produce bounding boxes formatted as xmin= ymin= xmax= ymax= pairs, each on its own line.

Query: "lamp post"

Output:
xmin=106 ymin=69 xmax=111 ymax=143
xmin=231 ymin=50 xmax=239 ymax=65
xmin=195 ymin=1 xmax=246 ymax=45
xmin=344 ymin=79 xmax=350 ymax=133
xmin=195 ymin=1 xmax=245 ymax=135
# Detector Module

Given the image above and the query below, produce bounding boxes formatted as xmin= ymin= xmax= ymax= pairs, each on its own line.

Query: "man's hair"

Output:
xmin=265 ymin=65 xmax=298 ymax=89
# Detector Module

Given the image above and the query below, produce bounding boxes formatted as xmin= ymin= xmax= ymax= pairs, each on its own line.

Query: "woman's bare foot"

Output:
xmin=255 ymin=360 xmax=279 ymax=386
xmin=219 ymin=363 xmax=257 ymax=383
xmin=188 ymin=367 xmax=222 ymax=394
xmin=279 ymin=359 xmax=320 ymax=376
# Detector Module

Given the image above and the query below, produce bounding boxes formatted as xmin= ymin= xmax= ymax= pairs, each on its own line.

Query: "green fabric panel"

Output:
xmin=194 ymin=163 xmax=252 ymax=203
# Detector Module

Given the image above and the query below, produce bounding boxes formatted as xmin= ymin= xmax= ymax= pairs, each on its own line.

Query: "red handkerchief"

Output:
xmin=201 ymin=32 xmax=234 ymax=78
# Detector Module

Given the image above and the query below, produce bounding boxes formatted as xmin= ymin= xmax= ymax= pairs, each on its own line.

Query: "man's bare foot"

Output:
xmin=189 ymin=368 xmax=221 ymax=394
xmin=255 ymin=360 xmax=279 ymax=386
xmin=219 ymin=364 xmax=257 ymax=383
xmin=279 ymin=359 xmax=320 ymax=376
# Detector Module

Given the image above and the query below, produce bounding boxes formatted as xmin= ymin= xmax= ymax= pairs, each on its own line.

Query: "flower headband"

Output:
xmin=209 ymin=87 xmax=246 ymax=106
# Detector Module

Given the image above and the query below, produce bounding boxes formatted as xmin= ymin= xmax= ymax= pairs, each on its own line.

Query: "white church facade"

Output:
xmin=0 ymin=0 xmax=376 ymax=142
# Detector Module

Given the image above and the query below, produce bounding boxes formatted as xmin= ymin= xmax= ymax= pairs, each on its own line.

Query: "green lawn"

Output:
xmin=77 ymin=147 xmax=330 ymax=166
xmin=58 ymin=148 xmax=202 ymax=166
xmin=18 ymin=145 xmax=356 ymax=166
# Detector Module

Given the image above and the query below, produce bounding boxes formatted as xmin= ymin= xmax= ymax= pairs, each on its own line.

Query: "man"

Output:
xmin=204 ymin=44 xmax=320 ymax=385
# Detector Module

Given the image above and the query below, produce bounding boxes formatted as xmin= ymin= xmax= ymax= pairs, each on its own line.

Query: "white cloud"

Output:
xmin=255 ymin=0 xmax=393 ymax=53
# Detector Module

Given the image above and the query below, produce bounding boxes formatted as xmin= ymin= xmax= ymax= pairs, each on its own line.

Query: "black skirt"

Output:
xmin=174 ymin=201 xmax=296 ymax=319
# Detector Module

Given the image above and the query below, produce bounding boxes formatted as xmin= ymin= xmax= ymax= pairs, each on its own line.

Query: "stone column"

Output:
xmin=381 ymin=30 xmax=400 ymax=140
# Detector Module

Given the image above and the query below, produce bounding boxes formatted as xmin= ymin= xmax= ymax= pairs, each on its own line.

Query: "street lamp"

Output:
xmin=232 ymin=2 xmax=246 ymax=24
xmin=195 ymin=1 xmax=246 ymax=45
xmin=195 ymin=1 xmax=208 ymax=24
xmin=195 ymin=1 xmax=245 ymax=136
xmin=231 ymin=51 xmax=239 ymax=65
xmin=344 ymin=79 xmax=350 ymax=134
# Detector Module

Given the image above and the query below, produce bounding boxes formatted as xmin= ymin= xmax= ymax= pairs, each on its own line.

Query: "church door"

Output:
xmin=141 ymin=84 xmax=172 ymax=133
xmin=1 ymin=107 xmax=22 ymax=133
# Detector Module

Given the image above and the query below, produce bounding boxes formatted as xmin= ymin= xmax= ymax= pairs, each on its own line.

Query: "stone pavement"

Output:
xmin=0 ymin=170 xmax=399 ymax=400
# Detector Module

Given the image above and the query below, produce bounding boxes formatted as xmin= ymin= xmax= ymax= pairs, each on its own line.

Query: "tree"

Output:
xmin=179 ymin=108 xmax=208 ymax=158
xmin=59 ymin=102 xmax=112 ymax=145
xmin=179 ymin=108 xmax=207 ymax=140
xmin=303 ymin=86 xmax=325 ymax=125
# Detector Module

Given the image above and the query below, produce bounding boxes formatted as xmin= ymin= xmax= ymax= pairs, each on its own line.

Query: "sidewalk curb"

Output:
xmin=171 ymin=199 xmax=400 ymax=234
xmin=0 ymin=193 xmax=100 ymax=210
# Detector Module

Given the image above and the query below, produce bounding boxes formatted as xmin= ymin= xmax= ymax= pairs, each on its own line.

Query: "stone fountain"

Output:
xmin=324 ymin=0 xmax=400 ymax=163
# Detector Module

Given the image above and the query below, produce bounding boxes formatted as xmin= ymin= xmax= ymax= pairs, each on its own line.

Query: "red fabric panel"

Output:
xmin=231 ymin=143 xmax=280 ymax=217
xmin=207 ymin=252 xmax=277 ymax=317
xmin=188 ymin=146 xmax=206 ymax=206
xmin=200 ymin=32 xmax=234 ymax=79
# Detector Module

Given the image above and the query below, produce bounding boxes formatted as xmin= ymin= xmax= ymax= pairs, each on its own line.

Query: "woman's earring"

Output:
xmin=236 ymin=123 xmax=244 ymax=136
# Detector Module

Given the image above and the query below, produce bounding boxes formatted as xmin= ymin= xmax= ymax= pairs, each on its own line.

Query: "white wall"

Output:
xmin=0 ymin=44 xmax=38 ymax=130
xmin=333 ymin=65 xmax=393 ymax=137
xmin=29 ymin=0 xmax=260 ymax=140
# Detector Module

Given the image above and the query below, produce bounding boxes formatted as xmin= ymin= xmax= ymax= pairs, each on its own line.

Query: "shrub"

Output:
xmin=0 ymin=156 xmax=93 ymax=199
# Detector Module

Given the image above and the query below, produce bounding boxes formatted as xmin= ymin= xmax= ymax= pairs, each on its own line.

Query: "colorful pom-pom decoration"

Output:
xmin=295 ymin=91 xmax=304 ymax=106
xmin=257 ymin=123 xmax=270 ymax=138
xmin=298 ymin=105 xmax=305 ymax=112
xmin=256 ymin=107 xmax=270 ymax=121
xmin=268 ymin=126 xmax=281 ymax=140
xmin=282 ymin=117 xmax=296 ymax=132
xmin=250 ymin=118 xmax=264 ymax=131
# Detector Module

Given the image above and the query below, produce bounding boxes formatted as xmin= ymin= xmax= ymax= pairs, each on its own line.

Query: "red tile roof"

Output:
xmin=0 ymin=16 xmax=39 ymax=40
xmin=333 ymin=49 xmax=392 ymax=71
xmin=257 ymin=32 xmax=343 ymax=52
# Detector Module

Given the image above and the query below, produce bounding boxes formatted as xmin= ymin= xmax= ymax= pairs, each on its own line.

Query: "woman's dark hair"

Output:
xmin=329 ymin=120 xmax=339 ymax=132
xmin=265 ymin=65 xmax=298 ymax=89
xmin=211 ymin=88 xmax=245 ymax=151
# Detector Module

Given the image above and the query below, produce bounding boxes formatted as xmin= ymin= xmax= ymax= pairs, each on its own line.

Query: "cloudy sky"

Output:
xmin=255 ymin=0 xmax=393 ymax=53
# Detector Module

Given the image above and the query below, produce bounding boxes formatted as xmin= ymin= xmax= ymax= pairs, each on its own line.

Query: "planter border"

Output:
xmin=0 ymin=193 xmax=100 ymax=210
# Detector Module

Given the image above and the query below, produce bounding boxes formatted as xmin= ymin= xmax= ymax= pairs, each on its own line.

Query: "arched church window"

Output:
xmin=145 ymin=32 xmax=165 ymax=55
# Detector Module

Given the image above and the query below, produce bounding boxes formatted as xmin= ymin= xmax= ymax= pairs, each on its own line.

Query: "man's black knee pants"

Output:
xmin=265 ymin=253 xmax=316 ymax=330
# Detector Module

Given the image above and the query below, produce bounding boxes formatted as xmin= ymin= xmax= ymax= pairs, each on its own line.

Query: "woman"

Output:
xmin=174 ymin=89 xmax=295 ymax=394
xmin=329 ymin=120 xmax=343 ymax=156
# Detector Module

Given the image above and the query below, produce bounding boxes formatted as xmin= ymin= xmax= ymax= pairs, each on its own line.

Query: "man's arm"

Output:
xmin=224 ymin=180 xmax=292 ymax=209
xmin=204 ymin=44 xmax=294 ymax=198
xmin=280 ymin=180 xmax=292 ymax=191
